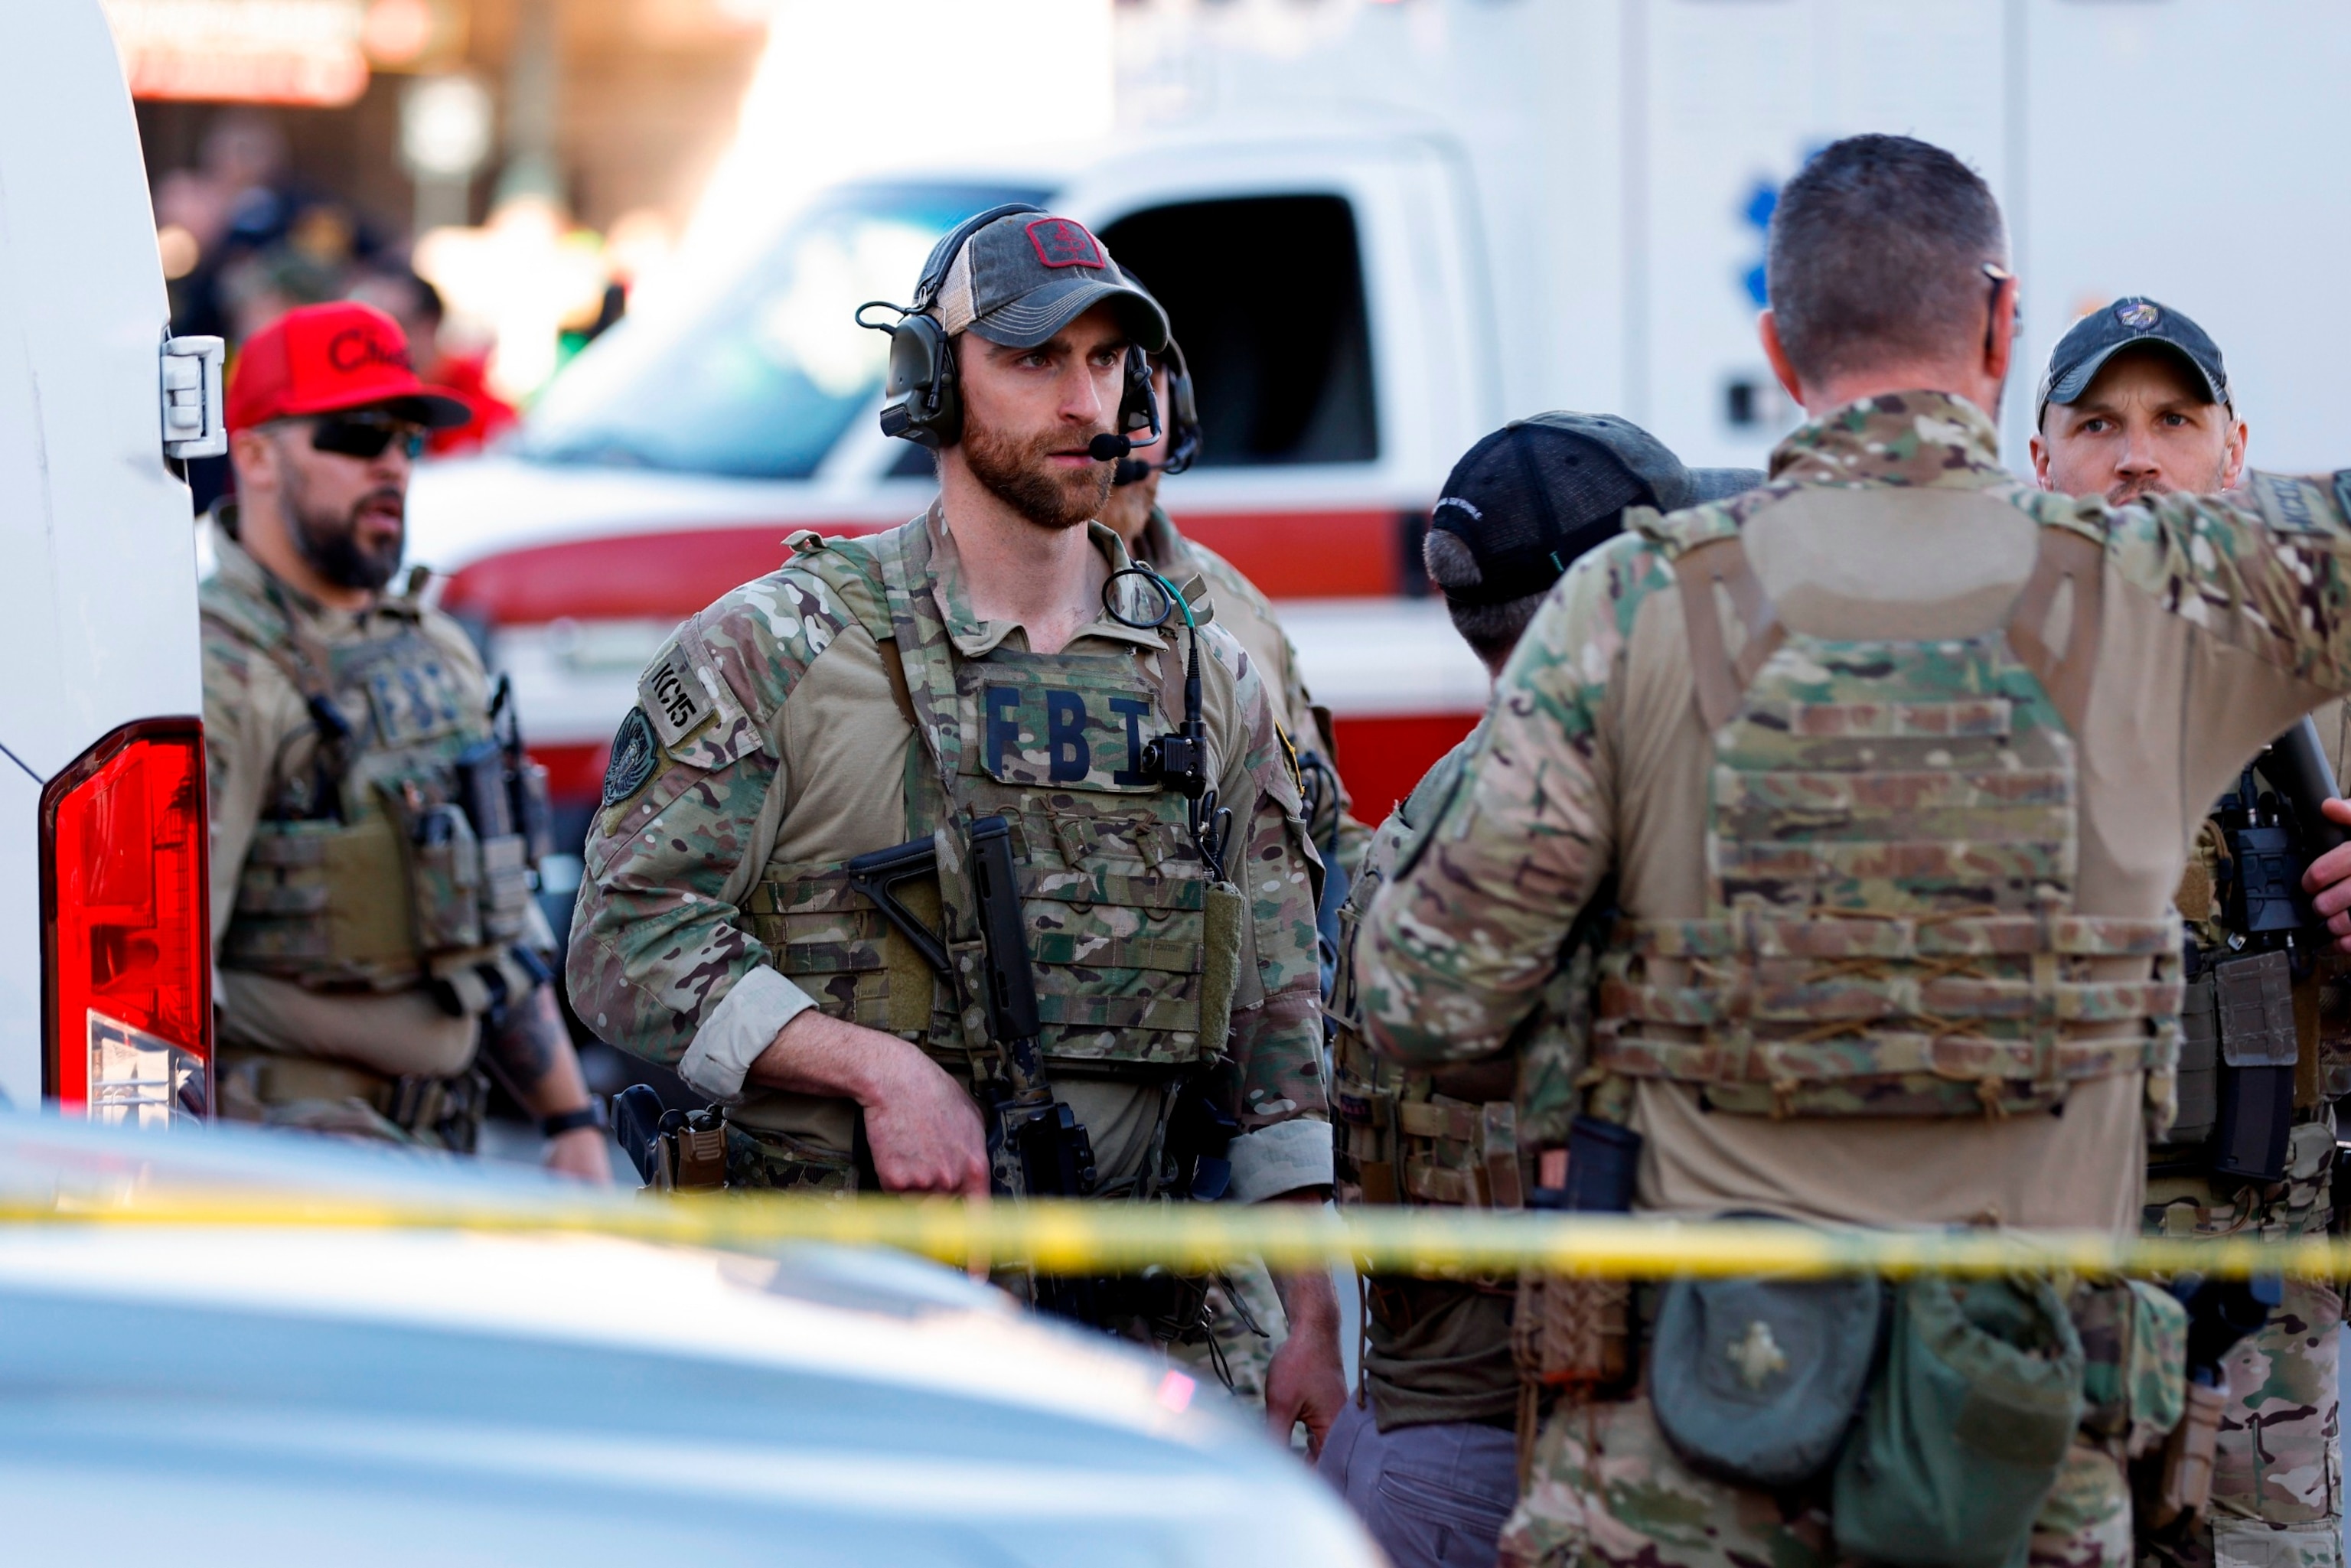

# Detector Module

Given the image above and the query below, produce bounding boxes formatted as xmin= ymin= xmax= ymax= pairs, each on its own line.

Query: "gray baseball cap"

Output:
xmin=2035 ymin=295 xmax=2230 ymax=426
xmin=921 ymin=210 xmax=1168 ymax=354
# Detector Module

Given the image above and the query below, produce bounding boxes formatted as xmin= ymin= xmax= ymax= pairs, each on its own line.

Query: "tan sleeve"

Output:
xmin=200 ymin=624 xmax=307 ymax=949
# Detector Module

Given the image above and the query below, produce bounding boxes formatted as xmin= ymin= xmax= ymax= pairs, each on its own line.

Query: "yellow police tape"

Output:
xmin=2 ymin=1183 xmax=2340 ymax=1280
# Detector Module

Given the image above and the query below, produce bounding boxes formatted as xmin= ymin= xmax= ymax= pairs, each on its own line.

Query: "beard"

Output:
xmin=962 ymin=417 xmax=1112 ymax=532
xmin=282 ymin=467 xmax=406 ymax=592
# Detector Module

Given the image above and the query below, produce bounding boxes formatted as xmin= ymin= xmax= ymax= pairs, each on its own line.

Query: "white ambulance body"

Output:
xmin=409 ymin=0 xmax=2351 ymax=849
xmin=0 ymin=2 xmax=212 ymax=1118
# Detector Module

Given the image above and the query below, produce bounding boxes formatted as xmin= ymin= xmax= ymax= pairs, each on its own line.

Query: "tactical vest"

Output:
xmin=1593 ymin=514 xmax=2182 ymax=1118
xmin=744 ymin=519 xmax=1243 ymax=1075
xmin=204 ymin=575 xmax=533 ymax=1006
xmin=1330 ymin=734 xmax=1599 ymax=1211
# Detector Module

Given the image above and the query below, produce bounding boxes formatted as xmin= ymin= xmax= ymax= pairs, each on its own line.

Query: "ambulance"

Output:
xmin=0 ymin=1 xmax=216 ymax=1120
xmin=411 ymin=0 xmax=2351 ymax=888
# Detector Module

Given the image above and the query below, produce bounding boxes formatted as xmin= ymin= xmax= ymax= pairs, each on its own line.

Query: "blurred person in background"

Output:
xmin=2033 ymin=298 xmax=2347 ymax=1568
xmin=566 ymin=207 xmax=1345 ymax=1448
xmin=1100 ymin=331 xmax=1371 ymax=1424
xmin=204 ymin=301 xmax=609 ymax=1182
xmin=349 ymin=269 xmax=520 ymax=456
xmin=1319 ymin=416 xmax=1757 ymax=1568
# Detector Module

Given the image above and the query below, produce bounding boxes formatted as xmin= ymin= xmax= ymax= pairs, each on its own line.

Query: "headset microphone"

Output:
xmin=1088 ymin=432 xmax=1133 ymax=461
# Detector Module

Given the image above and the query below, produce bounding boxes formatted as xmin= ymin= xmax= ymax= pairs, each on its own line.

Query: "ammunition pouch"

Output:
xmin=2159 ymin=950 xmax=2300 ymax=1183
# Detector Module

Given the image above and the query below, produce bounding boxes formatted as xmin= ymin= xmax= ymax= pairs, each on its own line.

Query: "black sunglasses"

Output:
xmin=310 ymin=413 xmax=427 ymax=461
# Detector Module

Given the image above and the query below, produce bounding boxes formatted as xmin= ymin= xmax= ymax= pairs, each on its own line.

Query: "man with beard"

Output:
xmin=567 ymin=209 xmax=1345 ymax=1450
xmin=204 ymin=302 xmax=608 ymax=1180
xmin=2035 ymin=298 xmax=2346 ymax=1568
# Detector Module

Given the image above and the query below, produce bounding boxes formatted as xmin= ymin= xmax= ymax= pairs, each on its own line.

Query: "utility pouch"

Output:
xmin=2169 ymin=970 xmax=2219 ymax=1145
xmin=454 ymin=739 xmax=515 ymax=841
xmin=1197 ymin=879 xmax=1244 ymax=1052
xmin=1832 ymin=1276 xmax=2085 ymax=1568
xmin=1652 ymin=1273 xmax=1886 ymax=1489
xmin=2212 ymin=951 xmax=2297 ymax=1182
xmin=401 ymin=799 xmax=484 ymax=954
xmin=2154 ymin=1379 xmax=2228 ymax=1527
xmin=1512 ymin=1117 xmax=1645 ymax=1396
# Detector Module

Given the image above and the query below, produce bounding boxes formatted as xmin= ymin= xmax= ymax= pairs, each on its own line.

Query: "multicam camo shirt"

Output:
xmin=566 ymin=511 xmax=1329 ymax=1191
xmin=1355 ymin=391 xmax=2351 ymax=1091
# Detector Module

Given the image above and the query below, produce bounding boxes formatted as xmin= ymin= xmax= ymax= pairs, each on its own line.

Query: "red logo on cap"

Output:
xmin=327 ymin=325 xmax=412 ymax=374
xmin=1026 ymin=217 xmax=1105 ymax=270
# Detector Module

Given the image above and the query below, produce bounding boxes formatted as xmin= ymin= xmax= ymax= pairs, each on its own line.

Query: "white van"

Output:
xmin=1 ymin=2 xmax=216 ymax=1123
xmin=409 ymin=0 xmax=2351 ymax=869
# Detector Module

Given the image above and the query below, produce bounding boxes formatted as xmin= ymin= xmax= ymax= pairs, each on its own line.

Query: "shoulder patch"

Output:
xmin=638 ymin=641 xmax=715 ymax=747
xmin=2249 ymin=471 xmax=2341 ymax=537
xmin=602 ymin=707 xmax=660 ymax=806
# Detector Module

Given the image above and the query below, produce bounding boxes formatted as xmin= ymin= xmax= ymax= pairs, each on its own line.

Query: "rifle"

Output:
xmin=2181 ymin=717 xmax=2346 ymax=1182
xmin=844 ymin=815 xmax=1097 ymax=1198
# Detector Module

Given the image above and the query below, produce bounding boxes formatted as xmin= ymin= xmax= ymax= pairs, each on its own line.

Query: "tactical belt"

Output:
xmin=219 ymin=1045 xmax=487 ymax=1152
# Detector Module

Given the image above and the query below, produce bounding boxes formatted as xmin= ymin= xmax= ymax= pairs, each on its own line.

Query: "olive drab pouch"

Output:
xmin=1650 ymin=1272 xmax=1886 ymax=1488
xmin=1832 ymin=1276 xmax=2085 ymax=1568
xmin=2166 ymin=968 xmax=2220 ymax=1146
xmin=391 ymin=793 xmax=484 ymax=954
xmin=2210 ymin=949 xmax=2297 ymax=1182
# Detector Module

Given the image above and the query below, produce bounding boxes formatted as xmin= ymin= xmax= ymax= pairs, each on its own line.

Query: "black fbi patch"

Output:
xmin=602 ymin=706 xmax=660 ymax=807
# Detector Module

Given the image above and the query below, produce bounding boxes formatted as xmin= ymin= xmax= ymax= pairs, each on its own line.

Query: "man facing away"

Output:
xmin=2034 ymin=297 xmax=2348 ymax=1568
xmin=1357 ymin=133 xmax=2351 ymax=1567
xmin=1320 ymin=414 xmax=1758 ymax=1568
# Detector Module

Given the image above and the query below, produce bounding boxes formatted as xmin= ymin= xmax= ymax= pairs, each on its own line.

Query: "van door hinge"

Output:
xmin=161 ymin=335 xmax=226 ymax=460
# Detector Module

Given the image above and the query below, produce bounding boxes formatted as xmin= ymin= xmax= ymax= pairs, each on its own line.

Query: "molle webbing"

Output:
xmin=1601 ymin=520 xmax=2177 ymax=1116
xmin=1597 ymin=910 xmax=2182 ymax=1087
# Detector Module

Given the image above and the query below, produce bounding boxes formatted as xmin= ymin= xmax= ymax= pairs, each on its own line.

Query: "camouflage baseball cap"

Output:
xmin=2035 ymin=295 xmax=2229 ymax=426
xmin=921 ymin=210 xmax=1168 ymax=354
xmin=1429 ymin=412 xmax=1761 ymax=606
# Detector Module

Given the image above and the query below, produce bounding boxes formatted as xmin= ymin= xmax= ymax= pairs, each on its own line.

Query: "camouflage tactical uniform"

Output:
xmin=202 ymin=529 xmax=543 ymax=1148
xmin=566 ymin=504 xmax=1331 ymax=1217
xmin=1133 ymin=502 xmax=1366 ymax=1407
xmin=1353 ymin=393 xmax=2351 ymax=1568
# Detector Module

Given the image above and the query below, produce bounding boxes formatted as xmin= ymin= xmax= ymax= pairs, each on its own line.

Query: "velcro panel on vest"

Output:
xmin=746 ymin=869 xmax=937 ymax=1036
xmin=1599 ymin=973 xmax=2182 ymax=1028
xmin=226 ymin=816 xmax=418 ymax=979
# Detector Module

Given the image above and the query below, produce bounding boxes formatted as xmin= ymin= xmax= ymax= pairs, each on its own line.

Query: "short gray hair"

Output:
xmin=1766 ymin=135 xmax=2007 ymax=386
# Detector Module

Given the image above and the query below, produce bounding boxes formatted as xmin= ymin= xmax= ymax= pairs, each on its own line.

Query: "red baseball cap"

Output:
xmin=226 ymin=301 xmax=473 ymax=432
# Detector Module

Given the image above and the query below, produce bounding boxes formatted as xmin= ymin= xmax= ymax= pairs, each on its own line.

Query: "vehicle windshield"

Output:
xmin=514 ymin=181 xmax=1048 ymax=479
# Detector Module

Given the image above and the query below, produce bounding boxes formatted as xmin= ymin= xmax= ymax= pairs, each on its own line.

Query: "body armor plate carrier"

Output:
xmin=1594 ymin=521 xmax=2181 ymax=1118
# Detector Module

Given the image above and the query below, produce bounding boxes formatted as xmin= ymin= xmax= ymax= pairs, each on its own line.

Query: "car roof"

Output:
xmin=0 ymin=1113 xmax=1375 ymax=1565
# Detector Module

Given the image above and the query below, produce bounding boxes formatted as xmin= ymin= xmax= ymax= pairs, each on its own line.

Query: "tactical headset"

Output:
xmin=1112 ymin=334 xmax=1202 ymax=487
xmin=857 ymin=203 xmax=1162 ymax=455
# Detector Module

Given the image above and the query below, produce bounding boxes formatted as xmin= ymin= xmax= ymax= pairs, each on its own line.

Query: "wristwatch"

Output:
xmin=540 ymin=1100 xmax=608 ymax=1139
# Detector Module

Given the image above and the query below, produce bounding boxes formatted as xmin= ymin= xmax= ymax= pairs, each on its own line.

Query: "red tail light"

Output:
xmin=41 ymin=719 xmax=212 ymax=1125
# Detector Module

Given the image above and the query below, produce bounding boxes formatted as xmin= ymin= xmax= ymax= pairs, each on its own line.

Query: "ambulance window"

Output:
xmin=1098 ymin=196 xmax=1378 ymax=467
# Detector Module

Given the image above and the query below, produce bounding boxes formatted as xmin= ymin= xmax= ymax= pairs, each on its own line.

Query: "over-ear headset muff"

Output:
xmin=1112 ymin=336 xmax=1199 ymax=486
xmin=856 ymin=201 xmax=1042 ymax=450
